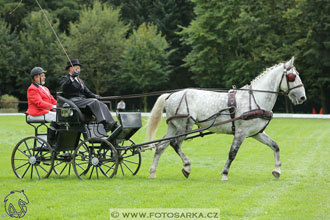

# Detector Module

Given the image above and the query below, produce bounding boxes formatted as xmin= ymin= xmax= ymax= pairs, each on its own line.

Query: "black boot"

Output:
xmin=110 ymin=121 xmax=118 ymax=132
xmin=104 ymin=121 xmax=118 ymax=132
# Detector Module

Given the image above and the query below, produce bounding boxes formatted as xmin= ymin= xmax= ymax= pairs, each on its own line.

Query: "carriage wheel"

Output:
xmin=117 ymin=139 xmax=141 ymax=176
xmin=53 ymin=140 xmax=87 ymax=176
xmin=53 ymin=150 xmax=74 ymax=176
xmin=73 ymin=137 xmax=119 ymax=180
xmin=11 ymin=136 xmax=54 ymax=180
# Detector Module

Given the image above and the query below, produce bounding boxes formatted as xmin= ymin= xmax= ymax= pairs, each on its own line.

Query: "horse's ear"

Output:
xmin=285 ymin=56 xmax=294 ymax=68
xmin=290 ymin=56 xmax=295 ymax=64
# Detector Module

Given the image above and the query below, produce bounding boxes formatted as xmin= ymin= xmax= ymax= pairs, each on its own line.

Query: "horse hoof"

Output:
xmin=149 ymin=174 xmax=156 ymax=179
xmin=181 ymin=168 xmax=190 ymax=178
xmin=272 ymin=170 xmax=280 ymax=179
xmin=221 ymin=174 xmax=228 ymax=181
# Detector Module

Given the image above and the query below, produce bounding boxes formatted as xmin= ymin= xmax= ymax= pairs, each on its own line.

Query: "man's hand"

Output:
xmin=95 ymin=95 xmax=101 ymax=100
xmin=71 ymin=69 xmax=80 ymax=78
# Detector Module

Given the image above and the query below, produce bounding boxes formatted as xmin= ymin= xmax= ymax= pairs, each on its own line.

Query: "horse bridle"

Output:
xmin=279 ymin=64 xmax=304 ymax=95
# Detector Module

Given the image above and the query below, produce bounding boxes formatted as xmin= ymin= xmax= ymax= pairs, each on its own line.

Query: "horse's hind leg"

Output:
xmin=170 ymin=137 xmax=191 ymax=178
xmin=149 ymin=124 xmax=176 ymax=179
xmin=252 ymin=132 xmax=281 ymax=179
xmin=170 ymin=119 xmax=194 ymax=178
xmin=222 ymin=134 xmax=246 ymax=181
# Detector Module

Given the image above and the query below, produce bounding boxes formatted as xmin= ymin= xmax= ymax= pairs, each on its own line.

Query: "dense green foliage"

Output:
xmin=0 ymin=0 xmax=329 ymax=113
xmin=119 ymin=23 xmax=172 ymax=111
xmin=0 ymin=94 xmax=19 ymax=111
xmin=0 ymin=116 xmax=330 ymax=219
xmin=180 ymin=0 xmax=329 ymax=112
xmin=19 ymin=10 xmax=65 ymax=96
xmin=65 ymin=2 xmax=128 ymax=94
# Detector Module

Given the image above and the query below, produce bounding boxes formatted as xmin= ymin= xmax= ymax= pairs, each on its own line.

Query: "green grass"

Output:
xmin=0 ymin=116 xmax=329 ymax=219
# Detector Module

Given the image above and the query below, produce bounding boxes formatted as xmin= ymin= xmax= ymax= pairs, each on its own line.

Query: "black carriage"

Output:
xmin=11 ymin=95 xmax=142 ymax=180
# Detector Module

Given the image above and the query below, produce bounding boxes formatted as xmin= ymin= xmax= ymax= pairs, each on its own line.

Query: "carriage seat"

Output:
xmin=26 ymin=114 xmax=48 ymax=124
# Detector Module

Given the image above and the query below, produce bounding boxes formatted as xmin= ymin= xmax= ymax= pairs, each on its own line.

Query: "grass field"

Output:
xmin=0 ymin=115 xmax=329 ymax=219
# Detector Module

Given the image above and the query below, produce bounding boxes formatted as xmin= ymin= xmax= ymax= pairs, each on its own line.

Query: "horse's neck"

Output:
xmin=250 ymin=65 xmax=283 ymax=111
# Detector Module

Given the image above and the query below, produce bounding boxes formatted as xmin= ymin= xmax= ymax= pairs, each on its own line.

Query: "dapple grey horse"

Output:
xmin=147 ymin=57 xmax=306 ymax=181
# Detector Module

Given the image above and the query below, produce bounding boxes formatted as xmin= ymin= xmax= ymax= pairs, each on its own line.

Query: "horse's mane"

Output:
xmin=242 ymin=63 xmax=283 ymax=88
xmin=251 ymin=63 xmax=283 ymax=84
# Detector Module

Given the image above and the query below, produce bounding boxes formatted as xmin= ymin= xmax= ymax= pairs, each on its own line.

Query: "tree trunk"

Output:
xmin=320 ymin=86 xmax=328 ymax=114
xmin=284 ymin=96 xmax=293 ymax=113
xmin=143 ymin=95 xmax=147 ymax=112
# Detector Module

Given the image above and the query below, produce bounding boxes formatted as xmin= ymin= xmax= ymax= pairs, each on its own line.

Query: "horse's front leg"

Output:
xmin=252 ymin=132 xmax=281 ymax=178
xmin=222 ymin=134 xmax=246 ymax=181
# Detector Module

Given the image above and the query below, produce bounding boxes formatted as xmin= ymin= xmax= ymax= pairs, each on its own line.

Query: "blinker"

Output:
xmin=287 ymin=73 xmax=296 ymax=82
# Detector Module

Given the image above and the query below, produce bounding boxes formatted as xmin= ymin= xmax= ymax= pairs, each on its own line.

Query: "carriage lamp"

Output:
xmin=60 ymin=103 xmax=74 ymax=117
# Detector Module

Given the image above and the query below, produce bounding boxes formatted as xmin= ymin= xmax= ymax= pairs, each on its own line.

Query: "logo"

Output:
xmin=4 ymin=190 xmax=29 ymax=218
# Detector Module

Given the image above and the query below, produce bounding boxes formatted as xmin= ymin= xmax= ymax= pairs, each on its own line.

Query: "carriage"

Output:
xmin=11 ymin=94 xmax=143 ymax=180
xmin=12 ymin=57 xmax=307 ymax=181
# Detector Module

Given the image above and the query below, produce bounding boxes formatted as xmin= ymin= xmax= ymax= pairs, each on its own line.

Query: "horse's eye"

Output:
xmin=287 ymin=73 xmax=296 ymax=82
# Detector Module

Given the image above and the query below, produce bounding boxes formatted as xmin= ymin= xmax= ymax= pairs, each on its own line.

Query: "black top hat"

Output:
xmin=65 ymin=59 xmax=82 ymax=70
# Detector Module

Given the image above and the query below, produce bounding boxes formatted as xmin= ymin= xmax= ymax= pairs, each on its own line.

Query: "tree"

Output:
xmin=0 ymin=20 xmax=21 ymax=97
xmin=119 ymin=23 xmax=172 ymax=111
xmin=5 ymin=11 xmax=65 ymax=100
xmin=16 ymin=10 xmax=65 ymax=100
xmin=284 ymin=0 xmax=330 ymax=113
xmin=180 ymin=0 xmax=295 ymax=88
xmin=108 ymin=0 xmax=195 ymax=89
xmin=65 ymin=1 xmax=128 ymax=95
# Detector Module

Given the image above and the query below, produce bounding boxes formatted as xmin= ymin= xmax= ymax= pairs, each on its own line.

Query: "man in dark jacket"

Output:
xmin=60 ymin=59 xmax=117 ymax=132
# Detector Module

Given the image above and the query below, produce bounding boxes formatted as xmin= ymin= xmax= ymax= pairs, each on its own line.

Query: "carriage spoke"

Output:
xmin=30 ymin=164 xmax=34 ymax=179
xmin=54 ymin=161 xmax=65 ymax=167
xmin=17 ymin=148 xmax=30 ymax=158
xmin=68 ymin=163 xmax=71 ymax=176
xmin=75 ymin=161 xmax=87 ymax=176
xmin=75 ymin=161 xmax=89 ymax=165
xmin=14 ymin=158 xmax=29 ymax=161
xmin=120 ymin=164 xmax=124 ymax=176
xmin=74 ymin=158 xmax=90 ymax=162
xmin=99 ymin=166 xmax=109 ymax=178
xmin=21 ymin=164 xmax=31 ymax=178
xmin=122 ymin=161 xmax=134 ymax=174
xmin=23 ymin=140 xmax=32 ymax=156
xmin=122 ymin=159 xmax=139 ymax=165
xmin=96 ymin=166 xmax=99 ymax=179
xmin=34 ymin=165 xmax=41 ymax=180
xmin=59 ymin=163 xmax=68 ymax=175
xmin=15 ymin=162 xmax=30 ymax=171
xmin=37 ymin=164 xmax=48 ymax=173
xmin=104 ymin=163 xmax=116 ymax=174
xmin=34 ymin=150 xmax=41 ymax=158
xmin=38 ymin=141 xmax=47 ymax=149
xmin=89 ymin=166 xmax=95 ymax=179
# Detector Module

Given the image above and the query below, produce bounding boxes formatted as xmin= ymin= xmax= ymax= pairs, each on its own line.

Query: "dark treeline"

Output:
xmin=0 ymin=0 xmax=329 ymax=113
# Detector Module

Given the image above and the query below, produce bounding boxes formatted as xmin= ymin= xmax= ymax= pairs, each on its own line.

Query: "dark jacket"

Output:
xmin=60 ymin=74 xmax=97 ymax=99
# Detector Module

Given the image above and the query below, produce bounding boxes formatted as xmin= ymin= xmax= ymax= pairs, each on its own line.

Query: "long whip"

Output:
xmin=9 ymin=0 xmax=73 ymax=68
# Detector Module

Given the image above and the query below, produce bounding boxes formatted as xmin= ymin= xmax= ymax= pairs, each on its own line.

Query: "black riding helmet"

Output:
xmin=30 ymin=67 xmax=47 ymax=78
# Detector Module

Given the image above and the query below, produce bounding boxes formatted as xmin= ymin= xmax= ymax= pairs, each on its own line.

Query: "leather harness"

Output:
xmin=227 ymin=86 xmax=273 ymax=134
xmin=165 ymin=64 xmax=303 ymax=135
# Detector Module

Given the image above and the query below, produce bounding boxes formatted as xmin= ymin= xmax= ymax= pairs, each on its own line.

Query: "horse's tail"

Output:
xmin=147 ymin=93 xmax=170 ymax=141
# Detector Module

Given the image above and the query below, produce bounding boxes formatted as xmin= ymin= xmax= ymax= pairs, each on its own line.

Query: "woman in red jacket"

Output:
xmin=26 ymin=67 xmax=57 ymax=122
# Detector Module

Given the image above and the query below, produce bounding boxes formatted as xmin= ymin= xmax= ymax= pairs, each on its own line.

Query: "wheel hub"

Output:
xmin=91 ymin=157 xmax=99 ymax=166
xmin=29 ymin=156 xmax=37 ymax=165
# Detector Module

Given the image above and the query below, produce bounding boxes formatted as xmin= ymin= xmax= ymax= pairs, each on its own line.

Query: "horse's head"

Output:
xmin=279 ymin=57 xmax=307 ymax=105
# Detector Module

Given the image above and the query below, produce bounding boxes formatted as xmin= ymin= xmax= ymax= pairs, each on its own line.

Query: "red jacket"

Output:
xmin=26 ymin=82 xmax=57 ymax=116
